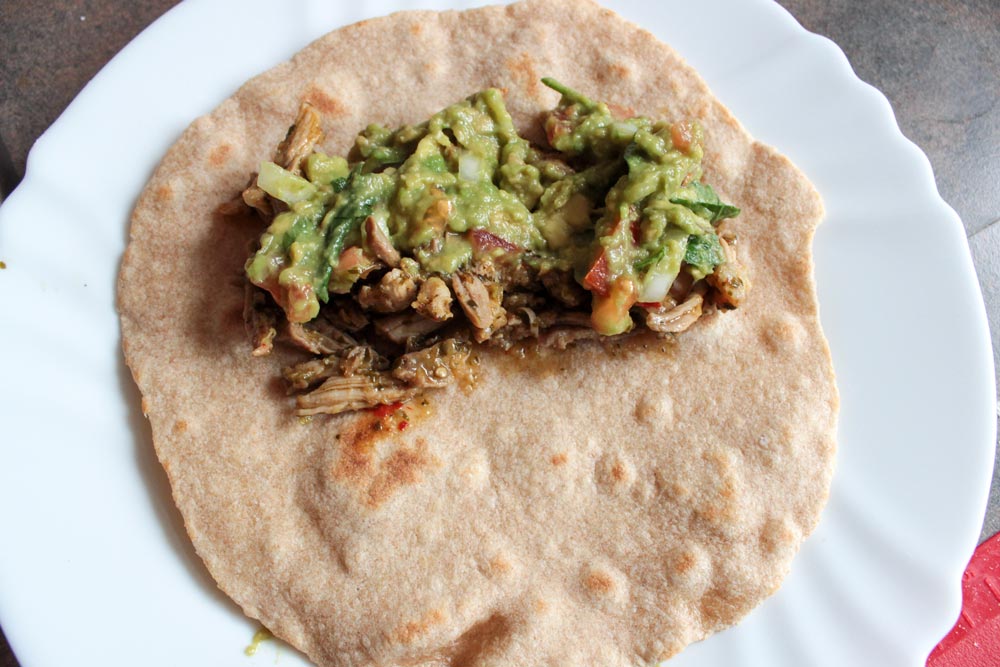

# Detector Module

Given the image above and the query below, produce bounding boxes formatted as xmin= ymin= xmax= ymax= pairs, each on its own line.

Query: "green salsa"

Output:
xmin=246 ymin=79 xmax=739 ymax=335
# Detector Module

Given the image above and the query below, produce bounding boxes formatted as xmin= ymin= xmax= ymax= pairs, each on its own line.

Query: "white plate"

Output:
xmin=0 ymin=0 xmax=994 ymax=665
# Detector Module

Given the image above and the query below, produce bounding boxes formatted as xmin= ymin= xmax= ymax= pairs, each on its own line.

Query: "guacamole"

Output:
xmin=236 ymin=79 xmax=747 ymax=415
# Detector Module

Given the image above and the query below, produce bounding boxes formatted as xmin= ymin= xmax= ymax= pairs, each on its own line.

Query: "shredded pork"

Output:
xmin=412 ymin=277 xmax=454 ymax=321
xmin=358 ymin=269 xmax=418 ymax=313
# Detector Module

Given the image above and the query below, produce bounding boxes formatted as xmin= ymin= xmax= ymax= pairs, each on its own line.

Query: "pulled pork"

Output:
xmin=244 ymin=244 xmax=745 ymax=416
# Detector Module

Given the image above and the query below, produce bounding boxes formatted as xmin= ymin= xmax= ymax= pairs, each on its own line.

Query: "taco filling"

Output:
xmin=232 ymin=79 xmax=747 ymax=416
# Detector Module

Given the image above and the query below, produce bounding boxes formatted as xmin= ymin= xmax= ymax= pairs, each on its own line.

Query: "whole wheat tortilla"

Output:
xmin=119 ymin=1 xmax=837 ymax=664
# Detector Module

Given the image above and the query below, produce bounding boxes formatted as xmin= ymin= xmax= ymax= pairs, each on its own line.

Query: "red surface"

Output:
xmin=928 ymin=532 xmax=1000 ymax=666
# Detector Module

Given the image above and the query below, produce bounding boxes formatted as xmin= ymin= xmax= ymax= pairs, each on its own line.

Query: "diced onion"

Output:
xmin=458 ymin=153 xmax=482 ymax=182
xmin=257 ymin=161 xmax=317 ymax=204
xmin=612 ymin=121 xmax=638 ymax=140
xmin=638 ymin=256 xmax=681 ymax=303
xmin=637 ymin=272 xmax=672 ymax=303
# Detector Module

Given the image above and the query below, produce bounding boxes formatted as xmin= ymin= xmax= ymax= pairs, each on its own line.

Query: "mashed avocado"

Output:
xmin=246 ymin=79 xmax=739 ymax=338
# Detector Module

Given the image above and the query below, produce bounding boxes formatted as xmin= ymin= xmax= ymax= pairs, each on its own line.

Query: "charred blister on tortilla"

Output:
xmin=223 ymin=79 xmax=749 ymax=416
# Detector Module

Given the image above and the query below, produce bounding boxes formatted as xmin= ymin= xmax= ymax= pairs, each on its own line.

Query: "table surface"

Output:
xmin=1 ymin=1 xmax=997 ymax=665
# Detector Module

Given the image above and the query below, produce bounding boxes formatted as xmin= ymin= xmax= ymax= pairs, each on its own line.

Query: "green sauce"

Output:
xmin=244 ymin=627 xmax=273 ymax=657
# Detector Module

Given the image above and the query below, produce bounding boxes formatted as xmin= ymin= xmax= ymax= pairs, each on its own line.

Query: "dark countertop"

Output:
xmin=1 ymin=1 xmax=997 ymax=665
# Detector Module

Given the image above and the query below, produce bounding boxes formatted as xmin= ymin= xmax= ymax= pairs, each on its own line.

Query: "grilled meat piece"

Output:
xmin=412 ymin=276 xmax=454 ymax=321
xmin=707 ymin=235 xmax=749 ymax=309
xmin=341 ymin=346 xmax=390 ymax=376
xmin=358 ymin=269 xmax=418 ymax=314
xmin=502 ymin=291 xmax=546 ymax=311
xmin=642 ymin=294 xmax=704 ymax=334
xmin=243 ymin=283 xmax=278 ymax=357
xmin=452 ymin=272 xmax=507 ymax=342
xmin=284 ymin=346 xmax=389 ymax=392
xmin=322 ymin=300 xmax=370 ymax=332
xmin=392 ymin=339 xmax=472 ymax=389
xmin=451 ymin=272 xmax=493 ymax=329
xmin=283 ymin=355 xmax=341 ymax=391
xmin=274 ymin=102 xmax=323 ymax=175
xmin=540 ymin=269 xmax=587 ymax=307
xmin=374 ymin=312 xmax=448 ymax=345
xmin=296 ymin=373 xmax=417 ymax=417
xmin=241 ymin=176 xmax=274 ymax=221
xmin=365 ymin=216 xmax=401 ymax=268
xmin=539 ymin=326 xmax=601 ymax=350
xmin=285 ymin=320 xmax=358 ymax=355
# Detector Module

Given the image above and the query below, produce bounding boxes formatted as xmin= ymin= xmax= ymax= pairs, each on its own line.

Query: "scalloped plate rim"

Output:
xmin=0 ymin=0 xmax=993 ymax=665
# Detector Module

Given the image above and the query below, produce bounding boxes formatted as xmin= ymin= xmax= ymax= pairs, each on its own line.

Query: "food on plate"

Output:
xmin=234 ymin=79 xmax=746 ymax=416
xmin=118 ymin=1 xmax=838 ymax=665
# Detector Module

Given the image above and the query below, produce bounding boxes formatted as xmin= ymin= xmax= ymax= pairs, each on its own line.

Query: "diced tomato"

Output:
xmin=582 ymin=251 xmax=611 ymax=297
xmin=545 ymin=122 xmax=564 ymax=146
xmin=637 ymin=302 xmax=661 ymax=309
xmin=630 ymin=219 xmax=642 ymax=245
xmin=671 ymin=121 xmax=694 ymax=153
xmin=544 ymin=108 xmax=573 ymax=146
xmin=398 ymin=420 xmax=409 ymax=431
xmin=252 ymin=274 xmax=288 ymax=312
xmin=336 ymin=246 xmax=368 ymax=273
xmin=469 ymin=228 xmax=520 ymax=254
xmin=607 ymin=102 xmax=636 ymax=119
xmin=285 ymin=281 xmax=317 ymax=323
xmin=371 ymin=401 xmax=404 ymax=419
xmin=591 ymin=277 xmax=638 ymax=336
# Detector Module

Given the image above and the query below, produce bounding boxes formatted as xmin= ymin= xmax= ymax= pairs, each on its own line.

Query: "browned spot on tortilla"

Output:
xmin=664 ymin=480 xmax=691 ymax=500
xmin=700 ymin=588 xmax=748 ymax=625
xmin=304 ymin=86 xmax=349 ymax=118
xmin=504 ymin=52 xmax=540 ymax=98
xmin=140 ymin=397 xmax=150 ymax=415
xmin=584 ymin=570 xmax=615 ymax=594
xmin=760 ymin=517 xmax=796 ymax=555
xmin=671 ymin=550 xmax=697 ymax=576
xmin=153 ymin=184 xmax=173 ymax=201
xmin=550 ymin=452 xmax=568 ymax=466
xmin=488 ymin=555 xmax=512 ymax=575
xmin=608 ymin=101 xmax=636 ymax=118
xmin=331 ymin=403 xmax=440 ymax=507
xmin=697 ymin=476 xmax=738 ymax=525
xmin=761 ymin=315 xmax=804 ymax=352
xmin=409 ymin=22 xmax=422 ymax=35
xmin=172 ymin=420 xmax=188 ymax=434
xmin=208 ymin=144 xmax=232 ymax=167
xmin=393 ymin=608 xmax=447 ymax=644
xmin=447 ymin=614 xmax=511 ymax=666
xmin=331 ymin=413 xmax=381 ymax=484
xmin=597 ymin=453 xmax=635 ymax=492
xmin=367 ymin=441 xmax=432 ymax=507
xmin=634 ymin=394 xmax=673 ymax=428
xmin=533 ymin=598 xmax=548 ymax=613
xmin=610 ymin=63 xmax=631 ymax=79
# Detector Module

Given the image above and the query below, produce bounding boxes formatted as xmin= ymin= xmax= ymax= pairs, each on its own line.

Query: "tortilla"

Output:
xmin=118 ymin=1 xmax=837 ymax=664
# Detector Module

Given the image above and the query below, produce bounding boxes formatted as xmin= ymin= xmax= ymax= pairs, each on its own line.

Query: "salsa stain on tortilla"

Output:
xmin=225 ymin=79 xmax=747 ymax=416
